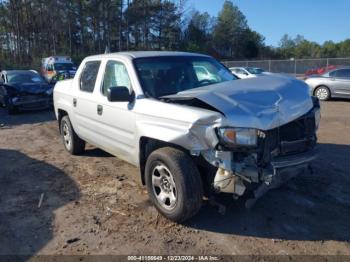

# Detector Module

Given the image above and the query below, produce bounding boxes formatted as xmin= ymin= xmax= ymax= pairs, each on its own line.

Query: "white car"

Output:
xmin=54 ymin=51 xmax=320 ymax=222
xmin=230 ymin=67 xmax=268 ymax=79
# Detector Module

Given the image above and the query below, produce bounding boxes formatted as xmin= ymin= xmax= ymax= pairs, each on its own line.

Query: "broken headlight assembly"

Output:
xmin=217 ymin=127 xmax=258 ymax=148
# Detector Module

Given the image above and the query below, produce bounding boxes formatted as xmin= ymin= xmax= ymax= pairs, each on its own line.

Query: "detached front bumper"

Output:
xmin=271 ymin=147 xmax=318 ymax=169
xmin=245 ymin=148 xmax=318 ymax=208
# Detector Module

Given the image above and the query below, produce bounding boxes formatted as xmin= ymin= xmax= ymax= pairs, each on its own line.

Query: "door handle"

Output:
xmin=97 ymin=105 xmax=103 ymax=115
xmin=73 ymin=98 xmax=77 ymax=107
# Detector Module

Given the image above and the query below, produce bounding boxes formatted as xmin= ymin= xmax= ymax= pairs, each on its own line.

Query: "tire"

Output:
xmin=314 ymin=86 xmax=330 ymax=101
xmin=145 ymin=147 xmax=203 ymax=222
xmin=60 ymin=115 xmax=85 ymax=155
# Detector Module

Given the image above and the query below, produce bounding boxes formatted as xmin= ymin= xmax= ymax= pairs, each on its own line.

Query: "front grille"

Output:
xmin=17 ymin=95 xmax=46 ymax=102
xmin=279 ymin=112 xmax=316 ymax=142
xmin=21 ymin=101 xmax=49 ymax=109
xmin=262 ymin=110 xmax=317 ymax=160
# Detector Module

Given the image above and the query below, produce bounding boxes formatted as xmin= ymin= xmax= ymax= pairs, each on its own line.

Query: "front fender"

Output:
xmin=136 ymin=117 xmax=219 ymax=152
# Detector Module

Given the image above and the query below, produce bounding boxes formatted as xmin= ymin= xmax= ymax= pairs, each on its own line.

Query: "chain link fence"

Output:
xmin=222 ymin=57 xmax=350 ymax=76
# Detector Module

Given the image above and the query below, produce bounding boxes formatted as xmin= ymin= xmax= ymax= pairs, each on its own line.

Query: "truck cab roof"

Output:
xmin=86 ymin=51 xmax=210 ymax=61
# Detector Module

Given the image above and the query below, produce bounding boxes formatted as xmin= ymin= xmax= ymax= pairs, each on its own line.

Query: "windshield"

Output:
xmin=7 ymin=71 xmax=46 ymax=84
xmin=134 ymin=56 xmax=237 ymax=98
xmin=246 ymin=67 xmax=264 ymax=74
xmin=54 ymin=63 xmax=76 ymax=71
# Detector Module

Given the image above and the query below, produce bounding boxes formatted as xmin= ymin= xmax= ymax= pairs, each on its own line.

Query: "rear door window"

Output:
xmin=80 ymin=61 xmax=101 ymax=93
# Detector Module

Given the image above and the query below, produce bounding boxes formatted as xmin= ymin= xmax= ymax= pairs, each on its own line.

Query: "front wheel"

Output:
xmin=60 ymin=115 xmax=85 ymax=155
xmin=314 ymin=86 xmax=330 ymax=101
xmin=145 ymin=147 xmax=203 ymax=222
xmin=6 ymin=98 xmax=18 ymax=114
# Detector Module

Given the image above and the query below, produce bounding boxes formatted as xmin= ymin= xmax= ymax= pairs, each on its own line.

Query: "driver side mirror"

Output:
xmin=107 ymin=86 xmax=134 ymax=102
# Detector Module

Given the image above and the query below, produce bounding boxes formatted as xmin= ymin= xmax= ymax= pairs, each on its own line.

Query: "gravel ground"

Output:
xmin=0 ymin=101 xmax=349 ymax=257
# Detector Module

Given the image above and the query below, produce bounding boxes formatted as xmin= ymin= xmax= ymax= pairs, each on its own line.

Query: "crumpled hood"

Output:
xmin=8 ymin=82 xmax=52 ymax=95
xmin=163 ymin=75 xmax=314 ymax=130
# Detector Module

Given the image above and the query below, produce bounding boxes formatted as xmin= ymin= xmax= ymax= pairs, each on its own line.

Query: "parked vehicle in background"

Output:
xmin=305 ymin=65 xmax=337 ymax=76
xmin=305 ymin=67 xmax=350 ymax=100
xmin=229 ymin=67 xmax=268 ymax=79
xmin=0 ymin=70 xmax=53 ymax=114
xmin=54 ymin=51 xmax=320 ymax=222
xmin=194 ymin=65 xmax=219 ymax=82
xmin=41 ymin=56 xmax=77 ymax=83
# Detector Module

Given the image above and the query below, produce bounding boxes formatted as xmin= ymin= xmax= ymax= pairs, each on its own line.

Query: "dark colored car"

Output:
xmin=0 ymin=70 xmax=54 ymax=114
xmin=305 ymin=67 xmax=350 ymax=100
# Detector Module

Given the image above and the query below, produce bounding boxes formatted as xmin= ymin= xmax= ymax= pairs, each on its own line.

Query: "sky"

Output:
xmin=189 ymin=0 xmax=350 ymax=47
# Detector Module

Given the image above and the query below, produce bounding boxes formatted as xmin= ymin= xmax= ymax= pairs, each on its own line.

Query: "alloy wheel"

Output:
xmin=62 ymin=121 xmax=72 ymax=150
xmin=316 ymin=87 xmax=329 ymax=100
xmin=151 ymin=164 xmax=177 ymax=211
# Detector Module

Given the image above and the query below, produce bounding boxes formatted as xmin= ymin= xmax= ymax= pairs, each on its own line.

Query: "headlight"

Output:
xmin=46 ymin=88 xmax=53 ymax=95
xmin=217 ymin=127 xmax=257 ymax=147
xmin=315 ymin=108 xmax=321 ymax=129
xmin=11 ymin=97 xmax=19 ymax=103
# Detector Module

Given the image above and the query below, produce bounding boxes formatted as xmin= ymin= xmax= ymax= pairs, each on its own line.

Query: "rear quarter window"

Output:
xmin=329 ymin=71 xmax=336 ymax=77
xmin=336 ymin=69 xmax=350 ymax=78
xmin=80 ymin=61 xmax=101 ymax=93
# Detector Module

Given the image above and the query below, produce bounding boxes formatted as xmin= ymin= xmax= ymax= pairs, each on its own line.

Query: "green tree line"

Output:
xmin=276 ymin=34 xmax=350 ymax=59
xmin=0 ymin=0 xmax=349 ymax=69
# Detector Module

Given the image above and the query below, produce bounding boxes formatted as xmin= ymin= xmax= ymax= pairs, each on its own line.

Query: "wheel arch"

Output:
xmin=314 ymin=85 xmax=331 ymax=97
xmin=139 ymin=136 xmax=191 ymax=185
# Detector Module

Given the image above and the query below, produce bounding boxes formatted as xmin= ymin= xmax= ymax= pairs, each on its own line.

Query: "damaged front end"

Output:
xmin=5 ymin=84 xmax=53 ymax=111
xmin=201 ymin=99 xmax=320 ymax=207
xmin=162 ymin=76 xmax=321 ymax=206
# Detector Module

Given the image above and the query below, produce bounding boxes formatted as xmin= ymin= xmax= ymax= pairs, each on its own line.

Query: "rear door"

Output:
xmin=73 ymin=60 xmax=103 ymax=144
xmin=333 ymin=69 xmax=350 ymax=96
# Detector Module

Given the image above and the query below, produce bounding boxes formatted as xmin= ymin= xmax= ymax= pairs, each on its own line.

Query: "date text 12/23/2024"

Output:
xmin=127 ymin=256 xmax=220 ymax=261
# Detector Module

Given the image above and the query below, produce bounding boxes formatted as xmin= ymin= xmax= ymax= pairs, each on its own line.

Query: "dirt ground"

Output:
xmin=0 ymin=101 xmax=350 ymax=257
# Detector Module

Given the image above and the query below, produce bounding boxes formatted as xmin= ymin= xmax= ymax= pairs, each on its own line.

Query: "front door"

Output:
xmin=93 ymin=60 xmax=137 ymax=162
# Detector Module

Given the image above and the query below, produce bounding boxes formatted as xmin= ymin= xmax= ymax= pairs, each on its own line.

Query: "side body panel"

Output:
xmin=332 ymin=77 xmax=350 ymax=97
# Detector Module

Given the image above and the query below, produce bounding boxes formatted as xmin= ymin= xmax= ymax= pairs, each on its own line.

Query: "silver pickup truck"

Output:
xmin=54 ymin=51 xmax=320 ymax=222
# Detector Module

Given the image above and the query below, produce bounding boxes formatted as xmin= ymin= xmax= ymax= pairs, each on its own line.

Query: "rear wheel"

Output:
xmin=314 ymin=86 xmax=330 ymax=101
xmin=60 ymin=115 xmax=85 ymax=155
xmin=145 ymin=147 xmax=203 ymax=222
